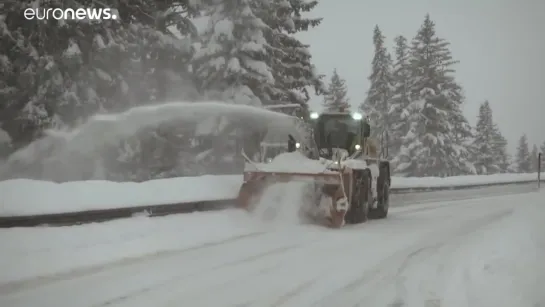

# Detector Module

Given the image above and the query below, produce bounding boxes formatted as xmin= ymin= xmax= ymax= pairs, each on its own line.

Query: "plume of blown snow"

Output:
xmin=2 ymin=101 xmax=305 ymax=181
xmin=53 ymin=101 xmax=299 ymax=155
xmin=250 ymin=181 xmax=317 ymax=228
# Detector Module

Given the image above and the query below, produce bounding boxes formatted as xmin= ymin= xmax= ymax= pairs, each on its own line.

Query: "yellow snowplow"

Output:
xmin=236 ymin=110 xmax=391 ymax=228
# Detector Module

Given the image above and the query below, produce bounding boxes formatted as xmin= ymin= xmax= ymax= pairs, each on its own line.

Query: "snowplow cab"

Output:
xmin=308 ymin=111 xmax=370 ymax=159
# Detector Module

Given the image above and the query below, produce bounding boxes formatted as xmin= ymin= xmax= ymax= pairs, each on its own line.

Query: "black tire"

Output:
xmin=370 ymin=178 xmax=389 ymax=219
xmin=346 ymin=169 xmax=372 ymax=224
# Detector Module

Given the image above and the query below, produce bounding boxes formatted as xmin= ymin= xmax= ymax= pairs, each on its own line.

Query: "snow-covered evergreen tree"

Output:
xmin=389 ymin=35 xmax=411 ymax=158
xmin=193 ymin=0 xmax=274 ymax=106
xmin=0 ymin=0 xmax=198 ymax=144
xmin=515 ymin=134 xmax=531 ymax=173
xmin=530 ymin=144 xmax=539 ymax=172
xmin=253 ymin=0 xmax=325 ymax=115
xmin=361 ymin=25 xmax=394 ymax=151
xmin=322 ymin=69 xmax=350 ymax=112
xmin=468 ymin=100 xmax=509 ymax=173
xmin=472 ymin=101 xmax=499 ymax=174
xmin=393 ymin=14 xmax=473 ymax=177
xmin=1 ymin=0 xmax=203 ymax=181
xmin=449 ymin=108 xmax=475 ymax=175
xmin=94 ymin=0 xmax=200 ymax=181
xmin=491 ymin=125 xmax=510 ymax=172
xmin=0 ymin=128 xmax=12 ymax=159
xmin=539 ymin=141 xmax=545 ymax=172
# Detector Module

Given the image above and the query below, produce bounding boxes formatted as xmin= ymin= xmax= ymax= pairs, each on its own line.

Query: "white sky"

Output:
xmin=295 ymin=0 xmax=545 ymax=152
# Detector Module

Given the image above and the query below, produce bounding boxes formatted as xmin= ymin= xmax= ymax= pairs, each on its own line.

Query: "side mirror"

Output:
xmin=363 ymin=122 xmax=371 ymax=138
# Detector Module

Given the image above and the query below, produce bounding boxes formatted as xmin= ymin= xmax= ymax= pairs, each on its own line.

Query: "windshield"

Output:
xmin=319 ymin=116 xmax=360 ymax=149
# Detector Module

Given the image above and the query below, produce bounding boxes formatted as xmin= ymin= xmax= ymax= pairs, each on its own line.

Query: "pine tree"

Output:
xmin=253 ymin=0 xmax=325 ymax=116
xmin=515 ymin=134 xmax=531 ymax=172
xmin=530 ymin=144 xmax=539 ymax=172
xmin=468 ymin=100 xmax=509 ymax=173
xmin=1 ymin=0 xmax=202 ymax=181
xmin=361 ymin=25 xmax=394 ymax=151
xmin=539 ymin=141 xmax=545 ymax=172
xmin=193 ymin=0 xmax=275 ymax=106
xmin=449 ymin=108 xmax=474 ymax=175
xmin=0 ymin=0 xmax=198 ymax=148
xmin=472 ymin=101 xmax=499 ymax=174
xmin=491 ymin=125 xmax=510 ymax=172
xmin=389 ymin=35 xmax=411 ymax=158
xmin=322 ymin=69 xmax=350 ymax=112
xmin=393 ymin=14 xmax=473 ymax=177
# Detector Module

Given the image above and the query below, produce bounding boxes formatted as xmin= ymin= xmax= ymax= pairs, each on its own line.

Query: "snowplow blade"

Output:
xmin=236 ymin=170 xmax=353 ymax=228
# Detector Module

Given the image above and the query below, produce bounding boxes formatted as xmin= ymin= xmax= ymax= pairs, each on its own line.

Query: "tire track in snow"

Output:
xmin=100 ymin=228 xmax=359 ymax=307
xmin=4 ymin=182 xmax=528 ymax=294
xmin=124 ymin=199 xmax=517 ymax=307
xmin=267 ymin=279 xmax=318 ymax=307
xmin=2 ymin=230 xmax=309 ymax=307
xmin=319 ymin=208 xmax=514 ymax=307
xmin=110 ymin=229 xmax=369 ymax=306
xmin=3 ymin=189 xmax=534 ymax=307
xmin=175 ymin=215 xmax=456 ymax=307
xmin=91 ymin=243 xmax=302 ymax=307
xmin=0 ymin=231 xmax=267 ymax=295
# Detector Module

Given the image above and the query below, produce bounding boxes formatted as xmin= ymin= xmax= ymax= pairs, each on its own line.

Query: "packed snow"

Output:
xmin=0 ymin=210 xmax=254 ymax=284
xmin=1 ymin=171 xmax=542 ymax=216
xmin=0 ymin=189 xmax=543 ymax=307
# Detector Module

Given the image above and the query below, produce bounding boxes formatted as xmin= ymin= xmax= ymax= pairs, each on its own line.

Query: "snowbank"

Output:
xmin=0 ymin=172 xmax=542 ymax=217
xmin=0 ymin=210 xmax=257 ymax=284
xmin=0 ymin=175 xmax=242 ymax=216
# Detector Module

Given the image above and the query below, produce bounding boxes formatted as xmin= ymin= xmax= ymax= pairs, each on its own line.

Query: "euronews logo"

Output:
xmin=24 ymin=8 xmax=117 ymax=21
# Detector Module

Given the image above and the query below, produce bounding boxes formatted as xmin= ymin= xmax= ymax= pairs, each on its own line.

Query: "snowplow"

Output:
xmin=237 ymin=110 xmax=391 ymax=228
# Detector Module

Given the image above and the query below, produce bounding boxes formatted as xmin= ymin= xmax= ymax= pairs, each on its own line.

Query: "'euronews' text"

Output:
xmin=24 ymin=8 xmax=117 ymax=20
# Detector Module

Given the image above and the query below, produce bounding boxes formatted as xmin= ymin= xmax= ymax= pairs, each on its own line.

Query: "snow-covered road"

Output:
xmin=1 ymin=189 xmax=544 ymax=307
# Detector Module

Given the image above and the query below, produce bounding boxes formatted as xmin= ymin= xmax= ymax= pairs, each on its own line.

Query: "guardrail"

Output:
xmin=390 ymin=177 xmax=542 ymax=193
xmin=0 ymin=200 xmax=233 ymax=228
xmin=1 ymin=177 xmax=542 ymax=228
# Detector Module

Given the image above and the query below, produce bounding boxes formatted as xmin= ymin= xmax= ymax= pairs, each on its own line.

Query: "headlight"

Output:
xmin=295 ymin=142 xmax=301 ymax=149
xmin=310 ymin=112 xmax=319 ymax=119
xmin=354 ymin=144 xmax=361 ymax=150
xmin=352 ymin=112 xmax=363 ymax=120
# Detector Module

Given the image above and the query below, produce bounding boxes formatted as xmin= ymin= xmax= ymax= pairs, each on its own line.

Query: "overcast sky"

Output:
xmin=295 ymin=0 xmax=545 ymax=153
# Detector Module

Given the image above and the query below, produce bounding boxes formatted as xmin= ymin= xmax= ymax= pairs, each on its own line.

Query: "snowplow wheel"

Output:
xmin=346 ymin=169 xmax=371 ymax=224
xmin=370 ymin=179 xmax=389 ymax=219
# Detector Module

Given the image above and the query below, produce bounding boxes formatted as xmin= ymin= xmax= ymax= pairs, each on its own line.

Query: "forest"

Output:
xmin=0 ymin=0 xmax=542 ymax=181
